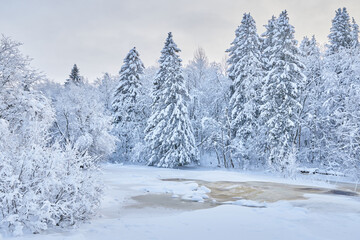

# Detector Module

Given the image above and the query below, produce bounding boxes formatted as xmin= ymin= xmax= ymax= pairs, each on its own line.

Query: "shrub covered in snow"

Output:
xmin=0 ymin=36 xmax=102 ymax=236
xmin=52 ymin=80 xmax=116 ymax=161
xmin=0 ymin=121 xmax=102 ymax=235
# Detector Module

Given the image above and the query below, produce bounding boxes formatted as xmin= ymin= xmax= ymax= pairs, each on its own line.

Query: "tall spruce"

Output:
xmin=261 ymin=15 xmax=277 ymax=70
xmin=260 ymin=11 xmax=305 ymax=175
xmin=328 ymin=7 xmax=353 ymax=54
xmin=112 ymin=47 xmax=145 ymax=124
xmin=145 ymin=32 xmax=198 ymax=168
xmin=321 ymin=10 xmax=360 ymax=176
xmin=227 ymin=13 xmax=264 ymax=168
xmin=351 ymin=17 xmax=359 ymax=48
xmin=112 ymin=47 xmax=145 ymax=162
xmin=66 ymin=64 xmax=82 ymax=85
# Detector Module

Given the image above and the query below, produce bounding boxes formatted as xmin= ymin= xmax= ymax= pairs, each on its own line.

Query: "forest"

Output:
xmin=0 ymin=6 xmax=360 ymax=236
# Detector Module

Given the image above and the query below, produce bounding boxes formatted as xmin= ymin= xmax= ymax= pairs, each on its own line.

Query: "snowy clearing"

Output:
xmin=8 ymin=164 xmax=360 ymax=240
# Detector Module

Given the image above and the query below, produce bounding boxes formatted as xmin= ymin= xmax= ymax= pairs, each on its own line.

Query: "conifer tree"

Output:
xmin=261 ymin=15 xmax=277 ymax=70
xmin=328 ymin=8 xmax=352 ymax=54
xmin=321 ymin=10 xmax=360 ymax=172
xmin=145 ymin=32 xmax=198 ymax=168
xmin=321 ymin=10 xmax=360 ymax=174
xmin=226 ymin=24 xmax=241 ymax=83
xmin=351 ymin=17 xmax=359 ymax=48
xmin=260 ymin=11 xmax=305 ymax=175
xmin=112 ymin=47 xmax=145 ymax=124
xmin=66 ymin=64 xmax=82 ymax=85
xmin=227 ymin=13 xmax=264 ymax=168
xmin=112 ymin=47 xmax=145 ymax=162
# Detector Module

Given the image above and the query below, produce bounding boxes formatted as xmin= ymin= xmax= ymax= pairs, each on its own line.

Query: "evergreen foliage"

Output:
xmin=112 ymin=47 xmax=146 ymax=162
xmin=227 ymin=13 xmax=264 ymax=168
xmin=351 ymin=17 xmax=359 ymax=48
xmin=328 ymin=8 xmax=353 ymax=54
xmin=66 ymin=64 xmax=82 ymax=85
xmin=260 ymin=11 xmax=305 ymax=175
xmin=145 ymin=33 xmax=198 ymax=168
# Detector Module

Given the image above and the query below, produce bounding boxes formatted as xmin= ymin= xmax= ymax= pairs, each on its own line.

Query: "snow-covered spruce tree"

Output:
xmin=327 ymin=8 xmax=353 ymax=54
xmin=319 ymin=9 xmax=360 ymax=174
xmin=261 ymin=15 xmax=277 ymax=70
xmin=0 ymin=36 xmax=101 ymax=235
xmin=351 ymin=17 xmax=359 ymax=48
xmin=145 ymin=32 xmax=198 ymax=168
xmin=65 ymin=64 xmax=82 ymax=86
xmin=112 ymin=47 xmax=147 ymax=162
xmin=298 ymin=36 xmax=324 ymax=166
xmin=260 ymin=11 xmax=305 ymax=175
xmin=255 ymin=15 xmax=278 ymax=165
xmin=226 ymin=13 xmax=264 ymax=169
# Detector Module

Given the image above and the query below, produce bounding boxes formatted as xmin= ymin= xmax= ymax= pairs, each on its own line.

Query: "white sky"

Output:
xmin=1 ymin=0 xmax=359 ymax=82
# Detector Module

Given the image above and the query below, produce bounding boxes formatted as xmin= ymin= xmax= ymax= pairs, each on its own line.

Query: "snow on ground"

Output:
xmin=8 ymin=164 xmax=360 ymax=240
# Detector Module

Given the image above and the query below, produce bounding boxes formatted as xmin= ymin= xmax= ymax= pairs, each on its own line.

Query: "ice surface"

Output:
xmin=9 ymin=164 xmax=360 ymax=240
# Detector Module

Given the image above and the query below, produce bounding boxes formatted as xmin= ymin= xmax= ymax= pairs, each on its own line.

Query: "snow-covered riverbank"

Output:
xmin=11 ymin=164 xmax=360 ymax=240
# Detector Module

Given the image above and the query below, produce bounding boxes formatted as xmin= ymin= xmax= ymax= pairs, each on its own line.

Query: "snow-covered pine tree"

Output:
xmin=113 ymin=47 xmax=145 ymax=124
xmin=65 ymin=64 xmax=82 ymax=85
xmin=260 ymin=11 xmax=305 ymax=175
xmin=327 ymin=7 xmax=353 ymax=54
xmin=351 ymin=17 xmax=359 ymax=48
xmin=112 ymin=47 xmax=146 ymax=162
xmin=320 ymin=10 xmax=360 ymax=176
xmin=226 ymin=23 xmax=241 ymax=84
xmin=145 ymin=32 xmax=198 ymax=168
xmin=253 ymin=15 xmax=278 ymax=165
xmin=261 ymin=15 xmax=277 ymax=70
xmin=226 ymin=13 xmax=264 ymax=169
xmin=320 ymin=10 xmax=360 ymax=174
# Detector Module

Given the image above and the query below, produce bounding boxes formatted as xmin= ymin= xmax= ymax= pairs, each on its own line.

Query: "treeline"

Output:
xmin=100 ymin=8 xmax=359 ymax=179
xmin=36 ymin=8 xmax=360 ymax=178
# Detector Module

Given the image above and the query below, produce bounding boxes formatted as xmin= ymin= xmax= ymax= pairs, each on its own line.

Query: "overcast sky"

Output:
xmin=1 ymin=0 xmax=359 ymax=82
